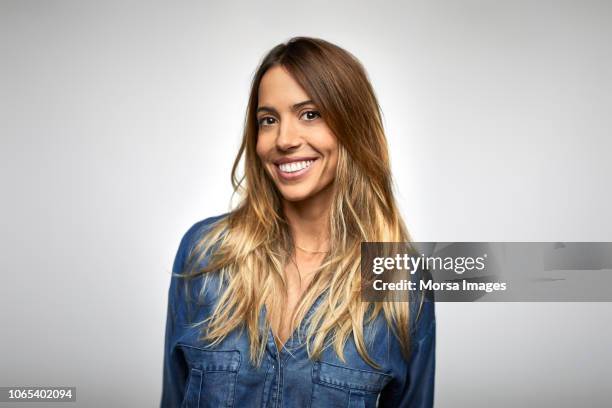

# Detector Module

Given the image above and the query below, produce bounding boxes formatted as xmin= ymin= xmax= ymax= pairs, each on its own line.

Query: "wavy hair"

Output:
xmin=179 ymin=36 xmax=412 ymax=369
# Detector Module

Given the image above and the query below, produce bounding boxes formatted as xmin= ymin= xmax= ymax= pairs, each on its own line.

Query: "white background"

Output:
xmin=2 ymin=1 xmax=611 ymax=406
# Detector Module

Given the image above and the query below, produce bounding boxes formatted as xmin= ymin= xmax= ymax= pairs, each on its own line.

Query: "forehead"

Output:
xmin=258 ymin=65 xmax=311 ymax=107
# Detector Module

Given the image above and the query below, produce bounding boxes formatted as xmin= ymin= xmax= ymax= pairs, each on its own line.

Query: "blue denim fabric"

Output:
xmin=161 ymin=214 xmax=435 ymax=408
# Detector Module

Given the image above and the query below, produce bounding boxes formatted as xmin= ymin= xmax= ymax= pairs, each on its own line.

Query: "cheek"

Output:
xmin=321 ymin=142 xmax=339 ymax=180
xmin=255 ymin=135 xmax=268 ymax=161
xmin=311 ymin=128 xmax=338 ymax=155
xmin=324 ymin=137 xmax=339 ymax=167
xmin=326 ymin=154 xmax=339 ymax=180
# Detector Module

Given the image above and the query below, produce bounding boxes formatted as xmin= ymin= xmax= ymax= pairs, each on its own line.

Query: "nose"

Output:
xmin=275 ymin=117 xmax=302 ymax=151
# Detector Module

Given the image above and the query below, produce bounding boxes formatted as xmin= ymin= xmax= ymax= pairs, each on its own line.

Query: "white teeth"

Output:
xmin=279 ymin=160 xmax=314 ymax=173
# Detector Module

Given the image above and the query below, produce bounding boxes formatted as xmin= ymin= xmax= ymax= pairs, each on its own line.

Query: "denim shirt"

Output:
xmin=161 ymin=215 xmax=436 ymax=408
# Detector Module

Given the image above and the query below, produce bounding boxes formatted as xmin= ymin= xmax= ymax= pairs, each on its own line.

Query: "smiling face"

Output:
xmin=256 ymin=65 xmax=339 ymax=204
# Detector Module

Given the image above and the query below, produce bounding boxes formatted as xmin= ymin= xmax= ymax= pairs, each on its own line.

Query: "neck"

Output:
xmin=282 ymin=184 xmax=333 ymax=252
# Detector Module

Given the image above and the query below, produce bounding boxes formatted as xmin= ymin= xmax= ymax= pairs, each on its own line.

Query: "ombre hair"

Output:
xmin=178 ymin=36 xmax=413 ymax=369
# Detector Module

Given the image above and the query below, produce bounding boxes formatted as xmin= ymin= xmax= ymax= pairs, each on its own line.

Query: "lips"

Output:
xmin=273 ymin=156 xmax=318 ymax=165
xmin=274 ymin=158 xmax=318 ymax=181
xmin=278 ymin=159 xmax=315 ymax=173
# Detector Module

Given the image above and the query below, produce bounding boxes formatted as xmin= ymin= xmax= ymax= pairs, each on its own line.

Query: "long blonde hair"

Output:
xmin=179 ymin=37 xmax=412 ymax=369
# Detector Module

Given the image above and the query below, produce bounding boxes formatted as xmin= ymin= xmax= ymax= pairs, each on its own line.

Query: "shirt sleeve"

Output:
xmin=160 ymin=215 xmax=227 ymax=407
xmin=384 ymin=287 xmax=436 ymax=408
xmin=160 ymin=224 xmax=196 ymax=408
xmin=399 ymin=298 xmax=436 ymax=407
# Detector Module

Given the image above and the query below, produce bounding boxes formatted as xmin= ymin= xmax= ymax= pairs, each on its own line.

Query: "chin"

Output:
xmin=274 ymin=184 xmax=318 ymax=202
xmin=278 ymin=190 xmax=313 ymax=202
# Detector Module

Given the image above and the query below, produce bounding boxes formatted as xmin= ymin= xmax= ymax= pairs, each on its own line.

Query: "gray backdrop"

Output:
xmin=1 ymin=1 xmax=611 ymax=407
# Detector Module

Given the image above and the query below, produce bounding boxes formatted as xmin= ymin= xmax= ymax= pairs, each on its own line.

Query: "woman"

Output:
xmin=161 ymin=37 xmax=435 ymax=408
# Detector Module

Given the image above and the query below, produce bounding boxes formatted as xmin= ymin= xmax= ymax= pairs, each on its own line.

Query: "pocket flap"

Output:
xmin=179 ymin=344 xmax=241 ymax=372
xmin=313 ymin=361 xmax=391 ymax=393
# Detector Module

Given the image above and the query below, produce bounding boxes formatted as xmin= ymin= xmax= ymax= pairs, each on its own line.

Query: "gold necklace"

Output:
xmin=294 ymin=243 xmax=330 ymax=254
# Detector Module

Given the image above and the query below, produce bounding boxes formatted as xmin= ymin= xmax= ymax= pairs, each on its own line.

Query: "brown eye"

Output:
xmin=258 ymin=116 xmax=277 ymax=127
xmin=301 ymin=111 xmax=321 ymax=121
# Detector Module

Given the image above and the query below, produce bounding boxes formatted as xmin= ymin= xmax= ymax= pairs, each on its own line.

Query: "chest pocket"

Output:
xmin=179 ymin=344 xmax=241 ymax=408
xmin=311 ymin=361 xmax=392 ymax=408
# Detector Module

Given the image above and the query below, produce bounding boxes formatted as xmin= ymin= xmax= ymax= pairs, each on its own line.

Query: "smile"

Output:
xmin=279 ymin=160 xmax=315 ymax=173
xmin=275 ymin=159 xmax=318 ymax=181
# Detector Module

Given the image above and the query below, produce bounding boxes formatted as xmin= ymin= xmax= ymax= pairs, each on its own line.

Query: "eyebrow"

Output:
xmin=256 ymin=99 xmax=315 ymax=115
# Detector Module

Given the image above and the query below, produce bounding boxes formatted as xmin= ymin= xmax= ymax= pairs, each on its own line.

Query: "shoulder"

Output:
xmin=176 ymin=213 xmax=230 ymax=257
xmin=173 ymin=213 xmax=230 ymax=273
xmin=169 ymin=213 xmax=230 ymax=320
